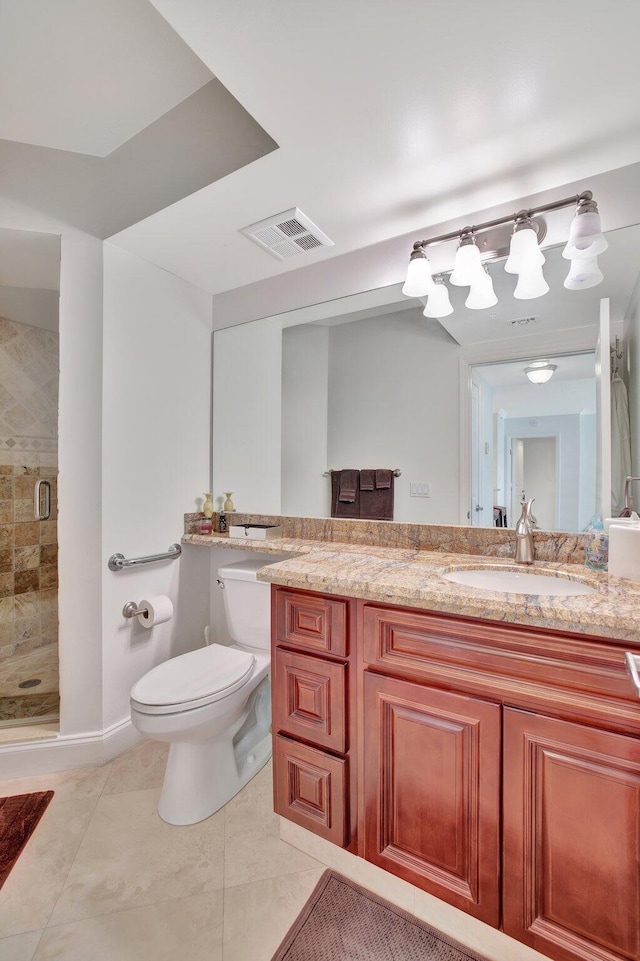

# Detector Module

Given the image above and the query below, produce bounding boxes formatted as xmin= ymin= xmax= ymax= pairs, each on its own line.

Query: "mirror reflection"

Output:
xmin=212 ymin=224 xmax=640 ymax=533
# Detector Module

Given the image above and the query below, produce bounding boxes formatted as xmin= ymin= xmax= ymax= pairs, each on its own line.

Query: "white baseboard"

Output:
xmin=0 ymin=716 xmax=143 ymax=780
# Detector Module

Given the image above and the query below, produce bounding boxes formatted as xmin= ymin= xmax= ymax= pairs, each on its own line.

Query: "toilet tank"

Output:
xmin=217 ymin=559 xmax=271 ymax=650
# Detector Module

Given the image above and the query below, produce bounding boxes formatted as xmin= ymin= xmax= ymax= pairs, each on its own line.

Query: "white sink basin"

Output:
xmin=440 ymin=568 xmax=596 ymax=596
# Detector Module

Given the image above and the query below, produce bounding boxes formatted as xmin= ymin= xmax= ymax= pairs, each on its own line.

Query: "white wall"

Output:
xmin=212 ymin=320 xmax=282 ymax=514
xmin=327 ymin=310 xmax=460 ymax=524
xmin=101 ymin=243 xmax=213 ymax=729
xmin=282 ymin=325 xmax=329 ymax=517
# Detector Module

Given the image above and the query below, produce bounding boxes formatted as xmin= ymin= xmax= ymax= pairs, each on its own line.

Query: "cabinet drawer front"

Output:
xmin=274 ymin=734 xmax=348 ymax=847
xmin=363 ymin=672 xmax=501 ymax=927
xmin=503 ymin=708 xmax=640 ymax=961
xmin=275 ymin=589 xmax=348 ymax=657
xmin=273 ymin=649 xmax=347 ymax=752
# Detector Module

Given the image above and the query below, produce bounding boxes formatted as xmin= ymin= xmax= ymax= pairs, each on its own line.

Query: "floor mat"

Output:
xmin=0 ymin=790 xmax=54 ymax=889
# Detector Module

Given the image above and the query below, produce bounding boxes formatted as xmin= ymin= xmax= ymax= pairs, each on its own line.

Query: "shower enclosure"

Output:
xmin=0 ymin=229 xmax=60 ymax=733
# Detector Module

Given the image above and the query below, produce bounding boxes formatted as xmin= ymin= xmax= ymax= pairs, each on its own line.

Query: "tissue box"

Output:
xmin=228 ymin=523 xmax=283 ymax=540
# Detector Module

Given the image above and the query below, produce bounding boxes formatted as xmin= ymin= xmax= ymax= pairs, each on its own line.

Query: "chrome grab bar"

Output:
xmin=34 ymin=479 xmax=51 ymax=521
xmin=108 ymin=543 xmax=182 ymax=572
xmin=625 ymin=652 xmax=640 ymax=698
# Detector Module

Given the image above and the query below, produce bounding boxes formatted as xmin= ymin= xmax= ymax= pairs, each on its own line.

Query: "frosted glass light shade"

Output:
xmin=562 ymin=210 xmax=608 ymax=260
xmin=423 ymin=281 xmax=453 ymax=318
xmin=465 ymin=271 xmax=497 ymax=309
xmin=402 ymin=253 xmax=435 ymax=297
xmin=450 ymin=240 xmax=484 ymax=286
xmin=564 ymin=256 xmax=604 ymax=290
xmin=504 ymin=226 xmax=545 ymax=274
xmin=514 ymin=263 xmax=549 ymax=299
xmin=525 ymin=362 xmax=556 ymax=384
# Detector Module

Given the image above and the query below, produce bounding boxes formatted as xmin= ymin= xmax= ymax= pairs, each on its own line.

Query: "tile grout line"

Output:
xmin=39 ymin=793 xmax=101 ymax=933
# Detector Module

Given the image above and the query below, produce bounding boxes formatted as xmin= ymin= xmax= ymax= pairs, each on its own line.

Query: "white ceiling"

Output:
xmin=0 ymin=0 xmax=212 ymax=156
xmin=477 ymin=354 xmax=595 ymax=389
xmin=106 ymin=0 xmax=640 ymax=296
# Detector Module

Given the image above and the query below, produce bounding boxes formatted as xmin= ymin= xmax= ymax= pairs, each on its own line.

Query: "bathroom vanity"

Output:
xmin=270 ymin=585 xmax=640 ymax=961
xmin=183 ymin=520 xmax=640 ymax=961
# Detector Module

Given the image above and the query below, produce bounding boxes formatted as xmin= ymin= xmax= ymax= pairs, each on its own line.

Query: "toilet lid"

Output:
xmin=131 ymin=643 xmax=255 ymax=707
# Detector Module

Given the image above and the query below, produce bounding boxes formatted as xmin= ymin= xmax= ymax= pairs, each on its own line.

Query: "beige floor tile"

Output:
xmin=224 ymin=809 xmax=321 ymax=888
xmin=102 ymin=738 xmax=168 ymax=795
xmin=222 ymin=869 xmax=324 ymax=961
xmin=0 ymin=796 xmax=97 ymax=938
xmin=50 ymin=787 xmax=226 ymax=925
xmin=0 ymin=930 xmax=43 ymax=961
xmin=34 ymin=892 xmax=223 ymax=961
xmin=0 ymin=762 xmax=112 ymax=801
xmin=224 ymin=758 xmax=275 ymax=839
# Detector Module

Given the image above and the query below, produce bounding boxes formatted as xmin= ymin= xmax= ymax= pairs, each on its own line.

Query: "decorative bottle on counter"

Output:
xmin=223 ymin=492 xmax=235 ymax=513
xmin=203 ymin=493 xmax=214 ymax=519
xmin=218 ymin=511 xmax=227 ymax=533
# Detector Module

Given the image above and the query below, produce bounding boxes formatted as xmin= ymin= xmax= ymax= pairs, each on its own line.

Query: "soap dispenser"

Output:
xmin=585 ymin=514 xmax=608 ymax=571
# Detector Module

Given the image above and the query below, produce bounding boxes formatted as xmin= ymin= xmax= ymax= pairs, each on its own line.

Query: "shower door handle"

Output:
xmin=34 ymin=480 xmax=51 ymax=521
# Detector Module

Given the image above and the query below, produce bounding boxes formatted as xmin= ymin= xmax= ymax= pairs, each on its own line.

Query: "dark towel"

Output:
xmin=338 ymin=469 xmax=359 ymax=502
xmin=331 ymin=471 xmax=360 ymax=518
xmin=360 ymin=471 xmax=394 ymax=520
xmin=360 ymin=470 xmax=375 ymax=491
xmin=375 ymin=469 xmax=392 ymax=489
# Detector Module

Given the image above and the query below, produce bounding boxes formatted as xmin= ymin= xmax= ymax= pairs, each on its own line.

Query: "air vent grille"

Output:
xmin=507 ymin=316 xmax=538 ymax=327
xmin=241 ymin=207 xmax=334 ymax=261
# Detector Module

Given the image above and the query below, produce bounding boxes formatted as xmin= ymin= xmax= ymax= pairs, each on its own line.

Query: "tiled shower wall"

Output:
xmin=0 ymin=465 xmax=58 ymax=658
xmin=0 ymin=316 xmax=59 ymax=669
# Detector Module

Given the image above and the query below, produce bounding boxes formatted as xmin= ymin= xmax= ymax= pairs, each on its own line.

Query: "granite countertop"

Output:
xmin=182 ymin=532 xmax=640 ymax=643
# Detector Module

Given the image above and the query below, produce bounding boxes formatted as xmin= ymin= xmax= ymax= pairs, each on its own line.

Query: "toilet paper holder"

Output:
xmin=123 ymin=601 xmax=149 ymax=619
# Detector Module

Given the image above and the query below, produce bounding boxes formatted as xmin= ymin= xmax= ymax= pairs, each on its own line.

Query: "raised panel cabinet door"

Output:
xmin=273 ymin=648 xmax=347 ymax=753
xmin=273 ymin=734 xmax=348 ymax=846
xmin=363 ymin=672 xmax=501 ymax=926
xmin=503 ymin=708 xmax=640 ymax=961
xmin=274 ymin=589 xmax=348 ymax=657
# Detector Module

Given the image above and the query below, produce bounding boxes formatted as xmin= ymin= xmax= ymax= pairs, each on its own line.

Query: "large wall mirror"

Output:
xmin=212 ymin=223 xmax=640 ymax=534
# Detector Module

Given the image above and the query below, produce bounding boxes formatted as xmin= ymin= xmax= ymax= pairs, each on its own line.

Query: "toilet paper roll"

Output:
xmin=138 ymin=595 xmax=173 ymax=629
xmin=608 ymin=525 xmax=640 ymax=582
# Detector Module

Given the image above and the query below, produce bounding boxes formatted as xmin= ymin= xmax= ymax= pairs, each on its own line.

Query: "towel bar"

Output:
xmin=323 ymin=469 xmax=401 ymax=477
xmin=108 ymin=543 xmax=182 ymax=572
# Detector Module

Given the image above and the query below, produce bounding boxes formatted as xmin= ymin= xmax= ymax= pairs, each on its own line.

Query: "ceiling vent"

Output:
xmin=507 ymin=316 xmax=538 ymax=327
xmin=241 ymin=208 xmax=334 ymax=261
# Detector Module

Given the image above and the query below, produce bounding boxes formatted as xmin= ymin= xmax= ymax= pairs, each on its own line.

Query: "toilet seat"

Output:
xmin=130 ymin=643 xmax=256 ymax=716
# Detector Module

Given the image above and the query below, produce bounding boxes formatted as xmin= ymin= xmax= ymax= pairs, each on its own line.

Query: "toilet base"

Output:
xmin=157 ymin=729 xmax=272 ymax=825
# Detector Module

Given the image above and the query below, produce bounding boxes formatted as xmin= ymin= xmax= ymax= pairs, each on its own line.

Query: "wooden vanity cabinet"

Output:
xmin=272 ymin=587 xmax=640 ymax=961
xmin=271 ymin=588 xmax=357 ymax=849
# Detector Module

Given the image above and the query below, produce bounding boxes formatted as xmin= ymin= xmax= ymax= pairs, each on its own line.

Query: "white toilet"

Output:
xmin=130 ymin=559 xmax=272 ymax=825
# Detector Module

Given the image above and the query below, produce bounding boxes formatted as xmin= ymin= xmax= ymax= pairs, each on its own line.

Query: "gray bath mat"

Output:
xmin=271 ymin=870 xmax=490 ymax=961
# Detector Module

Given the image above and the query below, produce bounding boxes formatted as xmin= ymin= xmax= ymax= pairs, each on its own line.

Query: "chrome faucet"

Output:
xmin=514 ymin=498 xmax=535 ymax=564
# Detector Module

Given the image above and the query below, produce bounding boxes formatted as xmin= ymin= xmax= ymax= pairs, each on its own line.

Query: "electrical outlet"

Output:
xmin=410 ymin=482 xmax=430 ymax=497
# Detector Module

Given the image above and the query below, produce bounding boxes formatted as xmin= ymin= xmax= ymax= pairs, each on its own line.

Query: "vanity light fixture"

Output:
xmin=449 ymin=232 xmax=484 ymax=287
xmin=525 ymin=360 xmax=557 ymax=385
xmin=423 ymin=276 xmax=453 ymax=318
xmin=465 ymin=265 xmax=498 ymax=310
xmin=401 ymin=247 xmax=435 ymax=297
xmin=564 ymin=255 xmax=604 ymax=290
xmin=404 ymin=190 xmax=605 ymax=316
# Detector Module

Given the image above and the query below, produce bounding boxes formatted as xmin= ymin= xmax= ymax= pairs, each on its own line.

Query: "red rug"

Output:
xmin=0 ymin=791 xmax=54 ymax=889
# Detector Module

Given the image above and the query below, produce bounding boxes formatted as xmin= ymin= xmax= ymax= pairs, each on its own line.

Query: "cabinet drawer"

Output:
xmin=275 ymin=589 xmax=348 ymax=657
xmin=273 ymin=649 xmax=347 ymax=752
xmin=274 ymin=734 xmax=348 ymax=847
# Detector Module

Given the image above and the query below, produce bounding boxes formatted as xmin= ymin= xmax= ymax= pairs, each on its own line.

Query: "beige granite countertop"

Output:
xmin=182 ymin=532 xmax=640 ymax=644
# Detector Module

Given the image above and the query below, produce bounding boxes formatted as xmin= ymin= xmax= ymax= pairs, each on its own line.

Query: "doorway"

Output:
xmin=509 ymin=436 xmax=558 ymax=531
